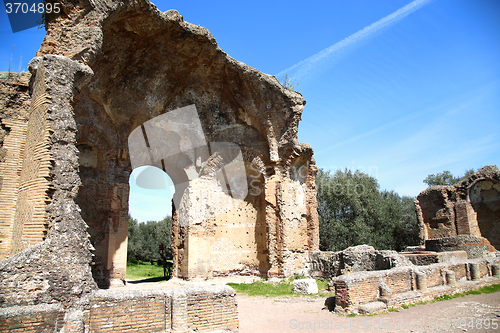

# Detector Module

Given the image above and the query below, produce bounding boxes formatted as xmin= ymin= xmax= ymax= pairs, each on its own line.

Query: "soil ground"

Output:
xmin=123 ymin=277 xmax=500 ymax=333
xmin=237 ymin=292 xmax=500 ymax=333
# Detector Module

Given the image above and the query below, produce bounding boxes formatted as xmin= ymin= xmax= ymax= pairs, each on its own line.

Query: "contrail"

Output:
xmin=317 ymin=82 xmax=494 ymax=153
xmin=276 ymin=0 xmax=435 ymax=80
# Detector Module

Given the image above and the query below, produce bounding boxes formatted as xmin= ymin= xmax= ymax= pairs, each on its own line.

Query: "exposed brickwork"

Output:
xmin=87 ymin=296 xmax=166 ymax=332
xmin=0 ymin=55 xmax=97 ymax=307
xmin=332 ymin=257 xmax=500 ymax=313
xmin=0 ymin=120 xmax=26 ymax=259
xmin=187 ymin=293 xmax=239 ymax=332
xmin=425 ymin=235 xmax=493 ymax=259
xmin=9 ymin=65 xmax=52 ymax=256
xmin=384 ymin=270 xmax=412 ymax=294
xmin=0 ymin=286 xmax=238 ymax=333
xmin=416 ymin=166 xmax=500 ymax=253
xmin=0 ymin=75 xmax=30 ymax=260
xmin=0 ymin=304 xmax=64 ymax=333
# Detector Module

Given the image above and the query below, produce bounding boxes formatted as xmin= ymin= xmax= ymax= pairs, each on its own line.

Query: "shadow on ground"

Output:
xmin=127 ymin=276 xmax=170 ymax=284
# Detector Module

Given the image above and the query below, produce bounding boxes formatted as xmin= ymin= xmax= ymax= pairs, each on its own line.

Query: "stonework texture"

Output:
xmin=332 ymin=256 xmax=500 ymax=314
xmin=0 ymin=285 xmax=238 ymax=332
xmin=415 ymin=165 xmax=500 ymax=255
xmin=0 ymin=0 xmax=319 ymax=313
xmin=309 ymin=244 xmax=413 ymax=279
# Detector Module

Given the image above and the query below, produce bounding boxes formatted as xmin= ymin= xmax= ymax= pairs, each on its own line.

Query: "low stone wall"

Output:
xmin=401 ymin=250 xmax=468 ymax=265
xmin=0 ymin=285 xmax=238 ymax=333
xmin=308 ymin=245 xmax=413 ymax=279
xmin=331 ymin=257 xmax=500 ymax=313
xmin=425 ymin=235 xmax=495 ymax=259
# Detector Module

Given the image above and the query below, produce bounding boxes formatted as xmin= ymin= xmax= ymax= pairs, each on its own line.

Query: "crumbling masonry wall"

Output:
xmin=0 ymin=0 xmax=319 ymax=304
xmin=415 ymin=165 xmax=500 ymax=255
xmin=332 ymin=256 xmax=500 ymax=313
xmin=0 ymin=285 xmax=238 ymax=332
xmin=0 ymin=73 xmax=30 ymax=259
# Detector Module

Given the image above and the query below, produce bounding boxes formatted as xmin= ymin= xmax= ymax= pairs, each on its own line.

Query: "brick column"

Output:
xmin=171 ymin=290 xmax=188 ymax=333
xmin=469 ymin=263 xmax=481 ymax=281
xmin=416 ymin=272 xmax=427 ymax=290
xmin=445 ymin=270 xmax=456 ymax=286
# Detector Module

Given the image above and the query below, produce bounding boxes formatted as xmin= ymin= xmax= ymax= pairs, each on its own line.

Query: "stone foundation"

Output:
xmin=331 ymin=257 xmax=500 ymax=313
xmin=0 ymin=285 xmax=238 ymax=333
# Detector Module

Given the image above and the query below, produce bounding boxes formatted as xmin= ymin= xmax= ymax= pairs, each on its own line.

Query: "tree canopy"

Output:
xmin=316 ymin=168 xmax=420 ymax=252
xmin=423 ymin=168 xmax=475 ymax=187
xmin=127 ymin=214 xmax=172 ymax=263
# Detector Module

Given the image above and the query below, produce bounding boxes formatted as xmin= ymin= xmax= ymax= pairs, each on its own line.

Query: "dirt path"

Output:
xmin=237 ymin=292 xmax=500 ymax=333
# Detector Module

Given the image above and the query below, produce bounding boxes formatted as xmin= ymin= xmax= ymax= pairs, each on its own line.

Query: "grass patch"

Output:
xmin=432 ymin=284 xmax=500 ymax=303
xmin=346 ymin=313 xmax=356 ymax=317
xmin=316 ymin=279 xmax=330 ymax=291
xmin=401 ymin=304 xmax=409 ymax=309
xmin=126 ymin=261 xmax=167 ymax=281
xmin=388 ymin=307 xmax=399 ymax=312
xmin=227 ymin=277 xmax=331 ymax=297
xmin=227 ymin=280 xmax=293 ymax=296
xmin=475 ymin=284 xmax=500 ymax=294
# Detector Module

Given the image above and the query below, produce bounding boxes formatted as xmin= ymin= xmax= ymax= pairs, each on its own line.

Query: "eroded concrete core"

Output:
xmin=415 ymin=165 xmax=500 ymax=256
xmin=0 ymin=0 xmax=319 ymax=305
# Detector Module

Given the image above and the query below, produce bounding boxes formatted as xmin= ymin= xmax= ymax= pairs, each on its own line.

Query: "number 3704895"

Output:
xmin=5 ymin=2 xmax=61 ymax=14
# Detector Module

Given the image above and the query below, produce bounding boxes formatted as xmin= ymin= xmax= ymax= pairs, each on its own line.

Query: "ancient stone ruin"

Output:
xmin=306 ymin=167 xmax=500 ymax=314
xmin=309 ymin=244 xmax=500 ymax=314
xmin=0 ymin=0 xmax=318 ymax=330
xmin=415 ymin=165 xmax=500 ymax=258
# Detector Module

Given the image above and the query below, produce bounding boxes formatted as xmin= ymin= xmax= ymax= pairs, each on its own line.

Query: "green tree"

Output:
xmin=316 ymin=168 xmax=420 ymax=252
xmin=127 ymin=214 xmax=172 ymax=263
xmin=423 ymin=168 xmax=475 ymax=187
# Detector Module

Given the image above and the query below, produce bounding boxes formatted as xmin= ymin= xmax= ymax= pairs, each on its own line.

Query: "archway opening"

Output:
xmin=470 ymin=180 xmax=500 ymax=250
xmin=127 ymin=166 xmax=175 ymax=278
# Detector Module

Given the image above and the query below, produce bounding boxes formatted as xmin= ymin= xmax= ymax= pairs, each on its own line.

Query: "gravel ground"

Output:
xmin=237 ymin=292 xmax=500 ymax=333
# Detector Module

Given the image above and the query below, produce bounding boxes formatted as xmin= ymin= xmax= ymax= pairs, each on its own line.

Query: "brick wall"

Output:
xmin=9 ymin=66 xmax=52 ymax=255
xmin=86 ymin=293 xmax=168 ymax=332
xmin=383 ymin=269 xmax=412 ymax=294
xmin=333 ymin=258 xmax=500 ymax=312
xmin=446 ymin=263 xmax=467 ymax=281
xmin=0 ymin=304 xmax=64 ymax=333
xmin=424 ymin=266 xmax=443 ymax=288
xmin=0 ymin=76 xmax=30 ymax=260
xmin=187 ymin=292 xmax=239 ymax=332
xmin=0 ymin=120 xmax=26 ymax=259
xmin=0 ymin=285 xmax=238 ymax=333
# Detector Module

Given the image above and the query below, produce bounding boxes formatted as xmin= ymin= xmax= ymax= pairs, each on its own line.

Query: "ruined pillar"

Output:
xmin=492 ymin=264 xmax=500 ymax=277
xmin=445 ymin=270 xmax=456 ymax=286
xmin=171 ymin=290 xmax=188 ymax=333
xmin=470 ymin=263 xmax=481 ymax=281
xmin=416 ymin=272 xmax=428 ymax=290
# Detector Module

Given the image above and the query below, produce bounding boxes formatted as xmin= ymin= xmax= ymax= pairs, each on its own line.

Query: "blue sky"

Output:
xmin=2 ymin=0 xmax=499 ymax=222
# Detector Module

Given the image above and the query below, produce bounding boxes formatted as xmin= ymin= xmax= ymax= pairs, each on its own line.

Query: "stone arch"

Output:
xmin=38 ymin=0 xmax=316 ymax=284
xmin=468 ymin=179 xmax=500 ymax=250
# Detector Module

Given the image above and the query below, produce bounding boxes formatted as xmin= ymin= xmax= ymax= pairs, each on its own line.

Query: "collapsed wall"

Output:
xmin=309 ymin=245 xmax=413 ymax=279
xmin=0 ymin=0 xmax=319 ymax=308
xmin=331 ymin=256 xmax=500 ymax=314
xmin=415 ymin=165 xmax=500 ymax=257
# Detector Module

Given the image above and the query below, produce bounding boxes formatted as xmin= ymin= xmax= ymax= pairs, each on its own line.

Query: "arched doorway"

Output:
xmin=470 ymin=180 xmax=500 ymax=250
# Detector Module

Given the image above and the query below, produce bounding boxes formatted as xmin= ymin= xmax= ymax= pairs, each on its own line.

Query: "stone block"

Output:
xmin=358 ymin=301 xmax=387 ymax=314
xmin=293 ymin=278 xmax=318 ymax=294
